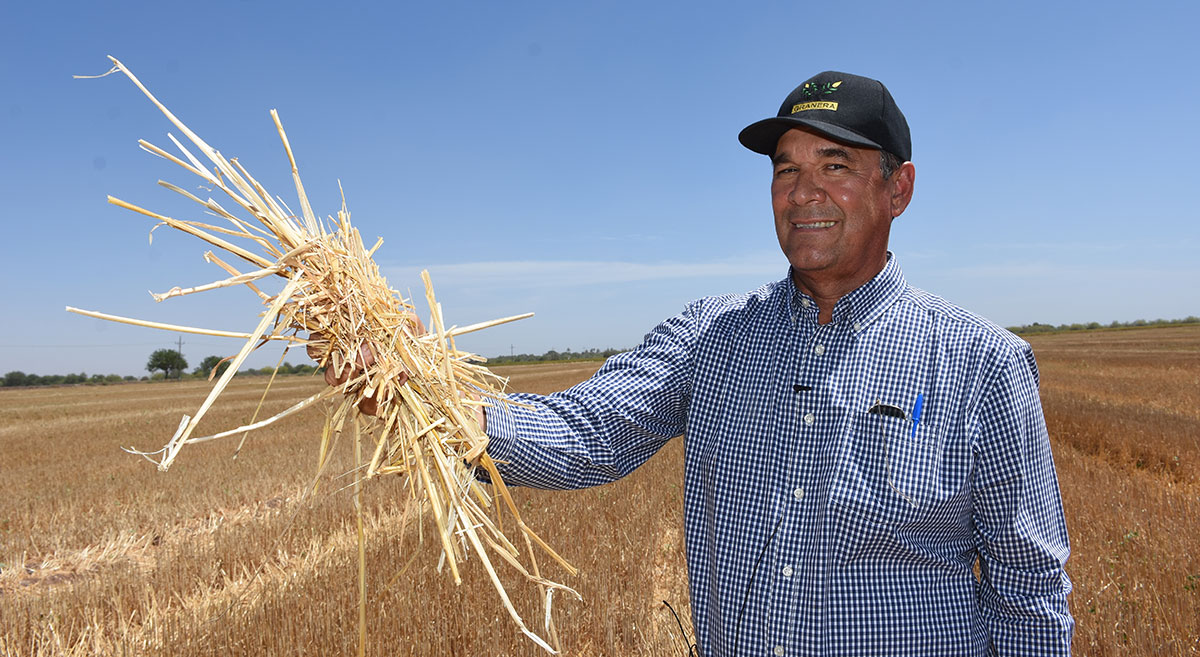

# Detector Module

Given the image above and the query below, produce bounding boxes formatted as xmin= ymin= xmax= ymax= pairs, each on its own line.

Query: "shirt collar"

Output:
xmin=784 ymin=252 xmax=907 ymax=332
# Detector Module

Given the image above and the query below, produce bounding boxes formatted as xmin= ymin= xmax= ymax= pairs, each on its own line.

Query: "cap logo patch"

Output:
xmin=801 ymin=80 xmax=842 ymax=98
xmin=791 ymin=101 xmax=837 ymax=113
xmin=791 ymin=80 xmax=842 ymax=113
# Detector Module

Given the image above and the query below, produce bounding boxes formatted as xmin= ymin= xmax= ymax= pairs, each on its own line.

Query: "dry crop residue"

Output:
xmin=1028 ymin=325 xmax=1200 ymax=655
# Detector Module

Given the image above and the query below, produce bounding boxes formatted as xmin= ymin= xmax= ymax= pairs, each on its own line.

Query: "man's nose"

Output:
xmin=787 ymin=170 xmax=825 ymax=205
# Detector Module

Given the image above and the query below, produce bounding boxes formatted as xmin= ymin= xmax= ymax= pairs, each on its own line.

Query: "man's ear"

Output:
xmin=890 ymin=162 xmax=916 ymax=218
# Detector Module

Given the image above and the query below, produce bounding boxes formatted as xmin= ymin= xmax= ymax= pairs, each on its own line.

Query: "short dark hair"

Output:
xmin=879 ymin=150 xmax=903 ymax=179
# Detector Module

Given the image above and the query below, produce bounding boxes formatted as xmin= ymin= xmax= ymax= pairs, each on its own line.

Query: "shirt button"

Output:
xmin=814 ymin=344 xmax=826 ymax=355
xmin=774 ymin=646 xmax=786 ymax=656
xmin=793 ymin=487 xmax=805 ymax=500
xmin=803 ymin=412 xmax=815 ymax=425
xmin=853 ymin=321 xmax=864 ymax=332
xmin=800 ymin=298 xmax=811 ymax=308
xmin=782 ymin=565 xmax=794 ymax=577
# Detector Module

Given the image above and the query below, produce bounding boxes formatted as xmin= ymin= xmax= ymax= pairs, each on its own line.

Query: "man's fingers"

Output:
xmin=357 ymin=342 xmax=377 ymax=369
xmin=323 ymin=350 xmax=351 ymax=386
xmin=309 ymin=311 xmax=422 ymax=417
xmin=319 ymin=344 xmax=371 ymax=388
xmin=324 ymin=363 xmax=344 ymax=387
xmin=352 ymin=367 xmax=401 ymax=418
xmin=409 ymin=314 xmax=427 ymax=336
xmin=357 ymin=393 xmax=379 ymax=417
xmin=306 ymin=332 xmax=328 ymax=361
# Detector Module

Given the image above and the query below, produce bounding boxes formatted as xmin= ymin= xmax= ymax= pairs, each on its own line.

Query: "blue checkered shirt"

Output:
xmin=484 ymin=254 xmax=1074 ymax=656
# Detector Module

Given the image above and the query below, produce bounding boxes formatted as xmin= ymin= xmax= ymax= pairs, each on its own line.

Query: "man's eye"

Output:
xmin=774 ymin=167 xmax=798 ymax=177
xmin=826 ymin=163 xmax=847 ymax=171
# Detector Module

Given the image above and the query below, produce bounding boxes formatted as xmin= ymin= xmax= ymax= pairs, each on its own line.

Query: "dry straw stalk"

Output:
xmin=70 ymin=55 xmax=578 ymax=653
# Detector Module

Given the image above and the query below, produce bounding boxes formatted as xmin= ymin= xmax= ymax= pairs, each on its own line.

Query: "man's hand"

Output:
xmin=306 ymin=315 xmax=426 ymax=416
xmin=307 ymin=335 xmax=388 ymax=415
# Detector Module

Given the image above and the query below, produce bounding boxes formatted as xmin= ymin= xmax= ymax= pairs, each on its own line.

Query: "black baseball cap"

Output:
xmin=738 ymin=71 xmax=911 ymax=162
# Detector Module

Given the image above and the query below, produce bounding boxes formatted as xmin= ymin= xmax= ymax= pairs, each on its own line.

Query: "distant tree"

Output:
xmin=3 ymin=371 xmax=28 ymax=387
xmin=195 ymin=355 xmax=231 ymax=379
xmin=147 ymin=349 xmax=188 ymax=379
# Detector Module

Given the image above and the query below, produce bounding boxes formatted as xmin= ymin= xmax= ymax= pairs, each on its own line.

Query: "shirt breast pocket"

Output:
xmin=830 ymin=411 xmax=946 ymax=527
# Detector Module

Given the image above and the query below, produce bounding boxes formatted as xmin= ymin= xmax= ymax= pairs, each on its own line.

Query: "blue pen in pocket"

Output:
xmin=911 ymin=392 xmax=924 ymax=437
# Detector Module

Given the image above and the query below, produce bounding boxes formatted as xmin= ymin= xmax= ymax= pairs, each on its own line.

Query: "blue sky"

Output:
xmin=2 ymin=0 xmax=1198 ymax=377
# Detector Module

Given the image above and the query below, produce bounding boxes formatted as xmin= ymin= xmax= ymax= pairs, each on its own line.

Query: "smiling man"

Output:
xmin=477 ymin=71 xmax=1074 ymax=655
xmin=768 ymin=127 xmax=912 ymax=323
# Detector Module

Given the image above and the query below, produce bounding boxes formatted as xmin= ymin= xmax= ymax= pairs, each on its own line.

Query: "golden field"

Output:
xmin=1 ymin=326 xmax=1198 ymax=655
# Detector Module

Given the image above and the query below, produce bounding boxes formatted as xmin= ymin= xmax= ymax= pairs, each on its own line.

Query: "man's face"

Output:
xmin=771 ymin=127 xmax=913 ymax=295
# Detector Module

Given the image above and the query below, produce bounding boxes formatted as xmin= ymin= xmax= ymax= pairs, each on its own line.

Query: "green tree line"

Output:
xmin=1007 ymin=316 xmax=1200 ymax=335
xmin=2 ymin=371 xmax=137 ymax=387
xmin=2 ymin=357 xmax=320 ymax=388
xmin=486 ymin=346 xmax=629 ymax=365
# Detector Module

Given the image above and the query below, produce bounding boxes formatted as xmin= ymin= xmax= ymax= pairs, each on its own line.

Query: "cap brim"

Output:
xmin=738 ymin=117 xmax=883 ymax=156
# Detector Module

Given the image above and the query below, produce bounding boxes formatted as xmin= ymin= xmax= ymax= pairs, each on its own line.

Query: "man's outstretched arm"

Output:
xmin=482 ymin=304 xmax=699 ymax=490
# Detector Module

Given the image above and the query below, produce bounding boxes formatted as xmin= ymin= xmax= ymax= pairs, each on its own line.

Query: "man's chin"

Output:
xmin=781 ymin=251 xmax=837 ymax=274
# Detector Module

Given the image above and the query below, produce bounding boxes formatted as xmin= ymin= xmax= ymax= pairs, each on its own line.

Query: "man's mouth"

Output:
xmin=792 ymin=221 xmax=836 ymax=229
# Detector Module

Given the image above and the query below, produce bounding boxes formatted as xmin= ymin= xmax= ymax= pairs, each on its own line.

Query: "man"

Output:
xmin=477 ymin=71 xmax=1074 ymax=655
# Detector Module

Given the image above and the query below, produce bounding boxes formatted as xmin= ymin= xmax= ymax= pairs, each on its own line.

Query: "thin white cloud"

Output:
xmin=964 ymin=237 xmax=1200 ymax=255
xmin=595 ymin=233 xmax=663 ymax=242
xmin=945 ymin=262 xmax=1075 ymax=279
xmin=383 ymin=256 xmax=784 ymax=289
xmin=984 ymin=241 xmax=1124 ymax=252
xmin=944 ymin=261 xmax=1195 ymax=280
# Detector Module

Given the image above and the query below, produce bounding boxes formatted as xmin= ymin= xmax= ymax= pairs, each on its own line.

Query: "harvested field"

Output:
xmin=2 ymin=325 xmax=1198 ymax=655
xmin=0 ymin=363 xmax=691 ymax=656
xmin=1030 ymin=326 xmax=1200 ymax=655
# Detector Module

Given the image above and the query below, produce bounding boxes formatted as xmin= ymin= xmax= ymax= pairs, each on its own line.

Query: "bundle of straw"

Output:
xmin=68 ymin=56 xmax=577 ymax=653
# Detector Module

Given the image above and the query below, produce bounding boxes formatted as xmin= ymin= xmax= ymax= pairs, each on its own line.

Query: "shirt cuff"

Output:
xmin=477 ymin=395 xmax=519 ymax=482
